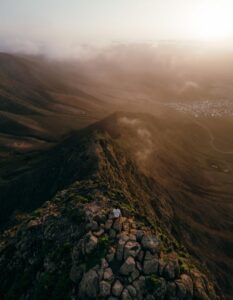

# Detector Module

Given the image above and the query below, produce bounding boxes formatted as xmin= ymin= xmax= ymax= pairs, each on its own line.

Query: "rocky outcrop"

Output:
xmin=0 ymin=187 xmax=219 ymax=300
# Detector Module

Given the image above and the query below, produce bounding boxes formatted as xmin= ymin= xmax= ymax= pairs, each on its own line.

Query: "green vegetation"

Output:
xmin=49 ymin=242 xmax=72 ymax=261
xmin=180 ymin=261 xmax=191 ymax=273
xmin=86 ymin=235 xmax=111 ymax=270
xmin=98 ymin=235 xmax=111 ymax=251
xmin=68 ymin=193 xmax=91 ymax=204
xmin=4 ymin=262 xmax=42 ymax=300
xmin=50 ymin=273 xmax=71 ymax=300
xmin=68 ymin=208 xmax=86 ymax=225
xmin=33 ymin=272 xmax=57 ymax=300
xmin=33 ymin=271 xmax=71 ymax=300
xmin=0 ymin=102 xmax=230 ymax=299
xmin=146 ymin=274 xmax=162 ymax=293
xmin=118 ymin=202 xmax=136 ymax=214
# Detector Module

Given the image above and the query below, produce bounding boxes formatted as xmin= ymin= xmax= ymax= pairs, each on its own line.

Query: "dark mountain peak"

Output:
xmin=0 ymin=179 xmax=219 ymax=300
xmin=1 ymin=111 xmax=232 ymax=298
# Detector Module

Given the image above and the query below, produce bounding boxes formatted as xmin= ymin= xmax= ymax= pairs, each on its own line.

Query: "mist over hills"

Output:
xmin=0 ymin=52 xmax=109 ymax=158
xmin=0 ymin=46 xmax=233 ymax=299
xmin=1 ymin=44 xmax=233 ymax=156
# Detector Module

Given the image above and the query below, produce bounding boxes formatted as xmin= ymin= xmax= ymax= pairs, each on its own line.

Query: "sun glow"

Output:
xmin=192 ymin=2 xmax=232 ymax=41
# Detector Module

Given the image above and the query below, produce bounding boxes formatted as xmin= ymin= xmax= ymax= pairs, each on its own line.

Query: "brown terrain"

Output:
xmin=0 ymin=47 xmax=232 ymax=299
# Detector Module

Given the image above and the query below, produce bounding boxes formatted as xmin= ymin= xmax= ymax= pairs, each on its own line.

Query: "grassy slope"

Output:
xmin=0 ymin=111 xmax=232 ymax=298
xmin=0 ymin=53 xmax=110 ymax=158
xmin=0 ymin=52 xmax=232 ymax=298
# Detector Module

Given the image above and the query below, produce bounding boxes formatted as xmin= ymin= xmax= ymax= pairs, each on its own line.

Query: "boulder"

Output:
xmin=120 ymin=256 xmax=136 ymax=275
xmin=97 ymin=268 xmax=104 ymax=281
xmin=175 ymin=280 xmax=187 ymax=300
xmin=105 ymin=219 xmax=113 ymax=230
xmin=99 ymin=280 xmax=111 ymax=297
xmin=78 ymin=269 xmax=99 ymax=299
xmin=103 ymin=267 xmax=113 ymax=281
xmin=136 ymin=230 xmax=144 ymax=242
xmin=94 ymin=214 xmax=107 ymax=224
xmin=101 ymin=258 xmax=109 ymax=269
xmin=180 ymin=274 xmax=193 ymax=298
xmin=131 ymin=222 xmax=136 ymax=229
xmin=84 ymin=234 xmax=98 ymax=255
xmin=130 ymin=268 xmax=140 ymax=281
xmin=106 ymin=247 xmax=116 ymax=263
xmin=127 ymin=284 xmax=137 ymax=297
xmin=146 ymin=296 xmax=155 ymax=300
xmin=122 ymin=288 xmax=132 ymax=300
xmin=123 ymin=221 xmax=130 ymax=232
xmin=144 ymin=251 xmax=158 ymax=261
xmin=116 ymin=239 xmax=126 ymax=261
xmin=136 ymin=250 xmax=144 ymax=262
xmin=70 ymin=263 xmax=85 ymax=283
xmin=112 ymin=279 xmax=124 ymax=297
xmin=129 ymin=233 xmax=137 ymax=241
xmin=193 ymin=275 xmax=210 ymax=300
xmin=133 ymin=276 xmax=146 ymax=299
xmin=153 ymin=278 xmax=167 ymax=300
xmin=71 ymin=244 xmax=80 ymax=262
xmin=158 ymin=259 xmax=166 ymax=276
xmin=163 ymin=259 xmax=180 ymax=280
xmin=136 ymin=261 xmax=143 ymax=272
xmin=118 ymin=232 xmax=130 ymax=241
xmin=141 ymin=234 xmax=160 ymax=254
xmin=113 ymin=217 xmax=123 ymax=232
xmin=93 ymin=229 xmax=104 ymax=237
xmin=166 ymin=282 xmax=177 ymax=299
xmin=91 ymin=221 xmax=99 ymax=231
xmin=143 ymin=258 xmax=159 ymax=275
xmin=109 ymin=229 xmax=117 ymax=238
xmin=124 ymin=241 xmax=141 ymax=259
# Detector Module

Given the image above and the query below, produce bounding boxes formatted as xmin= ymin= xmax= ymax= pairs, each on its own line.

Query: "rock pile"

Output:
xmin=0 ymin=195 xmax=218 ymax=300
xmin=69 ymin=205 xmax=217 ymax=300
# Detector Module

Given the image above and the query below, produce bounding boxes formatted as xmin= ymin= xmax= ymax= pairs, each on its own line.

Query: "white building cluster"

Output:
xmin=166 ymin=100 xmax=233 ymax=118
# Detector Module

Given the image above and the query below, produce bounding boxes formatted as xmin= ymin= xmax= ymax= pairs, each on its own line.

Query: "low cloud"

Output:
xmin=119 ymin=117 xmax=140 ymax=126
xmin=0 ymin=35 xmax=103 ymax=60
xmin=0 ymin=38 xmax=43 ymax=55
xmin=137 ymin=128 xmax=151 ymax=139
xmin=118 ymin=117 xmax=153 ymax=164
xmin=136 ymin=128 xmax=153 ymax=163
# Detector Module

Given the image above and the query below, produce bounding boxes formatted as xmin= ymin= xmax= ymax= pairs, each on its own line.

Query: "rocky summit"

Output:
xmin=0 ymin=181 xmax=218 ymax=300
xmin=0 ymin=112 xmax=224 ymax=300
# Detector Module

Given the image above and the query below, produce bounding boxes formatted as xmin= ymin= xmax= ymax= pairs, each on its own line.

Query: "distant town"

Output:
xmin=166 ymin=99 xmax=233 ymax=118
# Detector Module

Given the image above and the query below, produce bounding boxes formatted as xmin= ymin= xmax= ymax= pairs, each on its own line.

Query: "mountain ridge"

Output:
xmin=1 ymin=111 xmax=231 ymax=299
xmin=0 ymin=171 xmax=219 ymax=300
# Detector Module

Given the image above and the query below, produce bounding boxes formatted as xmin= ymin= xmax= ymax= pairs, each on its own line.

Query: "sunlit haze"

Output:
xmin=1 ymin=1 xmax=233 ymax=299
xmin=0 ymin=0 xmax=233 ymax=55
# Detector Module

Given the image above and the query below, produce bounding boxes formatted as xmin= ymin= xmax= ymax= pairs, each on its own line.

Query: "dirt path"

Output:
xmin=192 ymin=118 xmax=233 ymax=154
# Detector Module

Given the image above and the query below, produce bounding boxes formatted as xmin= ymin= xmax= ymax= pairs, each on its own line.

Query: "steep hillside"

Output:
xmin=0 ymin=53 xmax=109 ymax=158
xmin=96 ymin=113 xmax=233 ymax=300
xmin=1 ymin=112 xmax=232 ymax=298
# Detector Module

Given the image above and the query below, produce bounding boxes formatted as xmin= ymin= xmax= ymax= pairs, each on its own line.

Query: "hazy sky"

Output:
xmin=0 ymin=0 xmax=233 ymax=55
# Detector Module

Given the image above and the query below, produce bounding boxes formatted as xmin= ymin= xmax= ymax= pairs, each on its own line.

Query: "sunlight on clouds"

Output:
xmin=192 ymin=1 xmax=232 ymax=41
